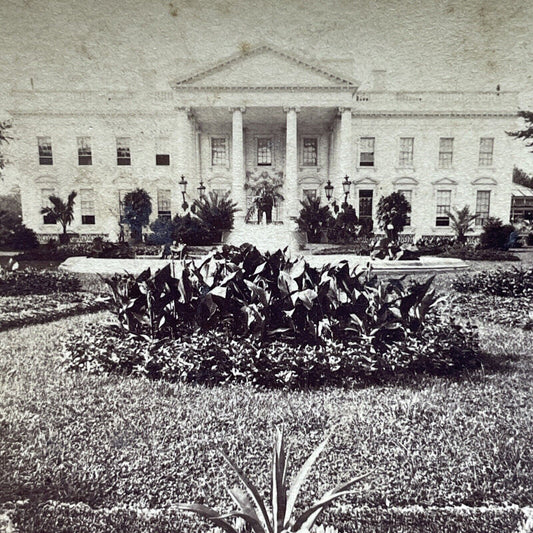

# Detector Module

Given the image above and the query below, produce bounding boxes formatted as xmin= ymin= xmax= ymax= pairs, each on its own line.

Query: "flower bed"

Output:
xmin=0 ymin=267 xmax=81 ymax=296
xmin=452 ymin=267 xmax=533 ymax=297
xmin=0 ymin=293 xmax=108 ymax=332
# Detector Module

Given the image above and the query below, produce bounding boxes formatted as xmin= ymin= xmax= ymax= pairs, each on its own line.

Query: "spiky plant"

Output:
xmin=447 ymin=206 xmax=477 ymax=244
xmin=178 ymin=428 xmax=370 ymax=533
xmin=193 ymin=191 xmax=240 ymax=232
xmin=296 ymin=198 xmax=333 ymax=244
xmin=40 ymin=190 xmax=77 ymax=243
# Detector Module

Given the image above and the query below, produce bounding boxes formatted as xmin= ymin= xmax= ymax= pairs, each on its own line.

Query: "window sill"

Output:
xmin=435 ymin=167 xmax=455 ymax=172
xmin=395 ymin=167 xmax=415 ymax=172
xmin=356 ymin=166 xmax=377 ymax=172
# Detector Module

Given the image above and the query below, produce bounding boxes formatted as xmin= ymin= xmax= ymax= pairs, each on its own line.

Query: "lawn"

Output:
xmin=1 ymin=253 xmax=533 ymax=532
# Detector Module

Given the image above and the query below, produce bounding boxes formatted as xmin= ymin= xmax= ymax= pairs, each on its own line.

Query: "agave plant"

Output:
xmin=178 ymin=428 xmax=370 ymax=533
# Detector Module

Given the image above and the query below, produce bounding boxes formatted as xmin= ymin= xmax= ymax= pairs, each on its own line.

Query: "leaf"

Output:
xmin=220 ymin=449 xmax=273 ymax=533
xmin=284 ymin=434 xmax=329 ymax=526
xmin=176 ymin=503 xmax=238 ymax=533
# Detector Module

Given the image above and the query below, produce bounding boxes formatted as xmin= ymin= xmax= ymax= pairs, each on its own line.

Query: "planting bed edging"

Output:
xmin=2 ymin=501 xmax=532 ymax=533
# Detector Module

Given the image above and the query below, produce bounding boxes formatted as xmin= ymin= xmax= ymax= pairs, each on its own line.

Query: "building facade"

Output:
xmin=7 ymin=45 xmax=519 ymax=242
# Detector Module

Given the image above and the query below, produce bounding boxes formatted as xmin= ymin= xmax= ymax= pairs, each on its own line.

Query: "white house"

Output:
xmin=6 ymin=45 xmax=519 ymax=243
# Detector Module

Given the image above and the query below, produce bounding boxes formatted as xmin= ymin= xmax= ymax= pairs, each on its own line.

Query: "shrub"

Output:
xmin=327 ymin=204 xmax=360 ymax=244
xmin=0 ymin=266 xmax=81 ymax=296
xmin=452 ymin=267 xmax=533 ymax=297
xmin=416 ymin=236 xmax=456 ymax=255
xmin=122 ymin=188 xmax=152 ymax=243
xmin=527 ymin=232 xmax=533 ymax=246
xmin=172 ymin=213 xmax=214 ymax=245
xmin=147 ymin=217 xmax=174 ymax=245
xmin=296 ymin=197 xmax=334 ymax=243
xmin=479 ymin=217 xmax=514 ymax=250
xmin=0 ymin=206 xmax=39 ymax=250
xmin=192 ymin=191 xmax=239 ymax=234
xmin=447 ymin=206 xmax=477 ymax=244
xmin=439 ymin=243 xmax=520 ymax=261
xmin=376 ymin=192 xmax=410 ymax=242
xmin=40 ymin=191 xmax=77 ymax=244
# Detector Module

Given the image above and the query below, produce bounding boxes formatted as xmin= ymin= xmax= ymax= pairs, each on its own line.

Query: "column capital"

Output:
xmin=229 ymin=106 xmax=246 ymax=114
xmin=338 ymin=106 xmax=353 ymax=115
xmin=283 ymin=106 xmax=301 ymax=113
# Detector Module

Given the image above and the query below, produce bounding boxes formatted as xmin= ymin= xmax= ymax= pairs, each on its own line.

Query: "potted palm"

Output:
xmin=245 ymin=170 xmax=284 ymax=224
xmin=40 ymin=190 xmax=77 ymax=244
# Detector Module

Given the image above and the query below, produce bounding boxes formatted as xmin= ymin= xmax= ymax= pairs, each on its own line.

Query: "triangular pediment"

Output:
xmin=432 ymin=177 xmax=458 ymax=186
xmin=174 ymin=45 xmax=358 ymax=89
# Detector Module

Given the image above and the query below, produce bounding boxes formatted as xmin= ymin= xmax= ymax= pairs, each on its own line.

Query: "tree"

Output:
xmin=507 ymin=110 xmax=533 ymax=152
xmin=0 ymin=120 xmax=13 ymax=179
xmin=296 ymin=197 xmax=333 ymax=243
xmin=513 ymin=166 xmax=533 ymax=189
xmin=123 ymin=188 xmax=152 ymax=243
xmin=447 ymin=206 xmax=477 ymax=244
xmin=40 ymin=190 xmax=77 ymax=244
xmin=376 ymin=192 xmax=411 ymax=242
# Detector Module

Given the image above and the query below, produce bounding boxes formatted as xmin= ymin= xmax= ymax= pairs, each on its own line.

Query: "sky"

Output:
xmin=0 ymin=0 xmax=532 ymax=167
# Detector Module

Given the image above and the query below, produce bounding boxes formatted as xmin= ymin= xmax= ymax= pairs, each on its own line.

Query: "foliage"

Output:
xmin=447 ymin=206 xmax=477 ymax=244
xmin=296 ymin=197 xmax=334 ymax=243
xmin=178 ymin=428 xmax=370 ymax=533
xmin=245 ymin=170 xmax=284 ymax=223
xmin=479 ymin=217 xmax=514 ymax=250
xmin=415 ymin=236 xmax=456 ymax=255
xmin=122 ymin=188 xmax=152 ymax=243
xmin=0 ymin=264 xmax=81 ymax=296
xmin=452 ymin=267 xmax=533 ymax=297
xmin=376 ymin=192 xmax=411 ymax=242
xmin=62 ymin=313 xmax=482 ymax=388
xmin=507 ymin=110 xmax=533 ymax=152
xmin=193 ymin=191 xmax=239 ymax=233
xmin=40 ymin=190 xmax=77 ymax=243
xmin=148 ymin=217 xmax=174 ymax=245
xmin=172 ymin=213 xmax=215 ymax=245
xmin=0 ymin=119 xmax=12 ymax=176
xmin=103 ymin=245 xmax=443 ymax=349
xmin=0 ymin=203 xmax=38 ymax=250
xmin=327 ymin=204 xmax=360 ymax=244
xmin=527 ymin=232 xmax=533 ymax=246
xmin=512 ymin=166 xmax=533 ymax=189
xmin=440 ymin=244 xmax=520 ymax=262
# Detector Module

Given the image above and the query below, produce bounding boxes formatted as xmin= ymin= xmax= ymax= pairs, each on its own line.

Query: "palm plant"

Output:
xmin=40 ymin=190 xmax=77 ymax=243
xmin=448 ymin=206 xmax=477 ymax=244
xmin=245 ymin=171 xmax=284 ymax=224
xmin=296 ymin=198 xmax=333 ymax=243
xmin=178 ymin=428 xmax=370 ymax=533
xmin=193 ymin=191 xmax=240 ymax=234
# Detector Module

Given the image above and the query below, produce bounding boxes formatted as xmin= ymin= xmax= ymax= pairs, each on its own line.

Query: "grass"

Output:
xmin=1 ymin=254 xmax=533 ymax=531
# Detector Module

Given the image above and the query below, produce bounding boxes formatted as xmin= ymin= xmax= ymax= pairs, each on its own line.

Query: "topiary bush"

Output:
xmin=327 ymin=204 xmax=361 ymax=244
xmin=479 ymin=217 xmax=514 ymax=250
xmin=452 ymin=267 xmax=533 ymax=297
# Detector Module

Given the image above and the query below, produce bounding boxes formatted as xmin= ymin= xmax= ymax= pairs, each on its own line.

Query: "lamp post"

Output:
xmin=324 ymin=179 xmax=334 ymax=202
xmin=342 ymin=175 xmax=351 ymax=206
xmin=179 ymin=175 xmax=188 ymax=211
xmin=197 ymin=180 xmax=206 ymax=199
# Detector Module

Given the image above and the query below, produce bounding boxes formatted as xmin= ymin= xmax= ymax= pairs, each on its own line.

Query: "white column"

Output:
xmin=284 ymin=106 xmax=300 ymax=221
xmin=339 ymin=106 xmax=353 ymax=180
xmin=176 ymin=107 xmax=192 ymax=178
xmin=230 ymin=107 xmax=246 ymax=219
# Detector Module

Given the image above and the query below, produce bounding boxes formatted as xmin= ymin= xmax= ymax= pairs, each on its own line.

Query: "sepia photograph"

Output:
xmin=0 ymin=0 xmax=532 ymax=531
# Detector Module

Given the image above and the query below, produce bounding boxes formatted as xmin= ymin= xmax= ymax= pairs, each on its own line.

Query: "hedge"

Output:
xmin=4 ymin=501 xmax=532 ymax=533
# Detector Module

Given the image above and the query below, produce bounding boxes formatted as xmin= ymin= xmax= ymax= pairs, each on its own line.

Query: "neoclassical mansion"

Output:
xmin=7 ymin=45 xmax=519 ymax=243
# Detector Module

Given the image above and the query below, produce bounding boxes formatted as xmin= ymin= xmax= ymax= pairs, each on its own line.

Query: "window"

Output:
xmin=359 ymin=137 xmax=375 ymax=167
xmin=303 ymin=188 xmax=318 ymax=201
xmin=398 ymin=189 xmax=412 ymax=226
xmin=77 ymin=137 xmax=92 ymax=165
xmin=80 ymin=188 xmax=96 ymax=225
xmin=38 ymin=137 xmax=53 ymax=165
xmin=302 ymin=137 xmax=318 ymax=166
xmin=257 ymin=138 xmax=273 ymax=166
xmin=116 ymin=137 xmax=131 ymax=165
xmin=359 ymin=189 xmax=373 ymax=223
xmin=475 ymin=190 xmax=491 ymax=226
xmin=438 ymin=138 xmax=453 ymax=168
xmin=399 ymin=138 xmax=414 ymax=167
xmin=157 ymin=189 xmax=171 ymax=220
xmin=41 ymin=188 xmax=56 ymax=224
xmin=211 ymin=137 xmax=228 ymax=166
xmin=156 ymin=137 xmax=170 ymax=166
xmin=479 ymin=138 xmax=494 ymax=167
xmin=435 ymin=190 xmax=451 ymax=226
